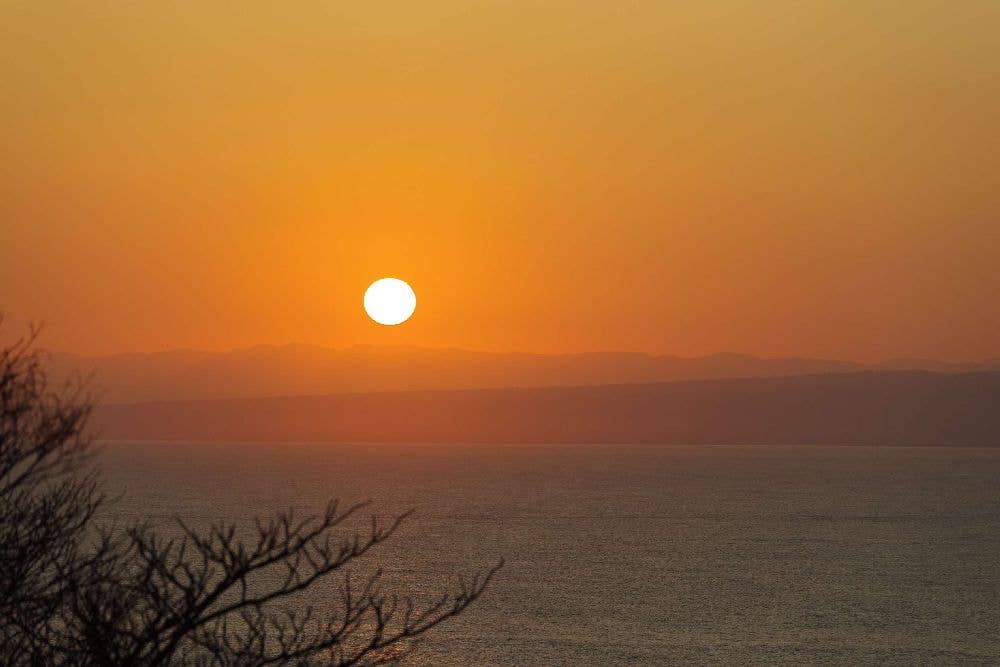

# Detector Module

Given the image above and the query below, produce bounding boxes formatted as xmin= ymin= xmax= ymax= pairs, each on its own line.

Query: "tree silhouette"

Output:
xmin=0 ymin=326 xmax=501 ymax=665
xmin=0 ymin=326 xmax=102 ymax=661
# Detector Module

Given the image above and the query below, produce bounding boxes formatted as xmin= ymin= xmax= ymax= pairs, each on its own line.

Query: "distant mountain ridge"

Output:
xmin=48 ymin=344 xmax=1000 ymax=403
xmin=94 ymin=371 xmax=1000 ymax=446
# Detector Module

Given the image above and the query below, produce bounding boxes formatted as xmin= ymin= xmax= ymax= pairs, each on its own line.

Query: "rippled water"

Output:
xmin=100 ymin=443 xmax=1000 ymax=665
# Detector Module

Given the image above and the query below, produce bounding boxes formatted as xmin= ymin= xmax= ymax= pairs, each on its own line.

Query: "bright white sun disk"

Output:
xmin=364 ymin=278 xmax=416 ymax=325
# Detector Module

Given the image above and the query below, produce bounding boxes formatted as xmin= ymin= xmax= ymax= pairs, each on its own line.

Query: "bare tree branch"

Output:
xmin=0 ymin=321 xmax=501 ymax=665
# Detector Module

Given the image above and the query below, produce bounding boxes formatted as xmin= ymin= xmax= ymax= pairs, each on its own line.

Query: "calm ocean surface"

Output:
xmin=99 ymin=443 xmax=1000 ymax=665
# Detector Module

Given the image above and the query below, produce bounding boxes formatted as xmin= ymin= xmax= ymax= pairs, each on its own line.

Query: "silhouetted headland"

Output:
xmin=95 ymin=370 xmax=1000 ymax=446
xmin=52 ymin=344 xmax=1000 ymax=403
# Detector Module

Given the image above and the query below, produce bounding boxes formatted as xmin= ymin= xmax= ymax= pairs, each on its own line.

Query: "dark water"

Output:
xmin=100 ymin=443 xmax=1000 ymax=665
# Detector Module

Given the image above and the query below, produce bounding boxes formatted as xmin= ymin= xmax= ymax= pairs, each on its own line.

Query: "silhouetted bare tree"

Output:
xmin=0 ymin=325 xmax=102 ymax=661
xmin=0 ymin=326 xmax=501 ymax=665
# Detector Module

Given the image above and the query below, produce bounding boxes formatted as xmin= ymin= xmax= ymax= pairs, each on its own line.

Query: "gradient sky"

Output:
xmin=2 ymin=1 xmax=998 ymax=360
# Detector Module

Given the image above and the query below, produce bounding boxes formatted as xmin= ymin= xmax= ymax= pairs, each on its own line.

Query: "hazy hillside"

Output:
xmin=95 ymin=371 xmax=1000 ymax=446
xmin=49 ymin=344 xmax=1000 ymax=403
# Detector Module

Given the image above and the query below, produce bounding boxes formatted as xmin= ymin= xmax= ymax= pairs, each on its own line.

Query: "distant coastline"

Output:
xmin=51 ymin=344 xmax=1000 ymax=404
xmin=95 ymin=370 xmax=1000 ymax=447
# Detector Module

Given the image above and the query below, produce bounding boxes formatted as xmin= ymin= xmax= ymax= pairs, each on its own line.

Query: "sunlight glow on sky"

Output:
xmin=1 ymin=1 xmax=998 ymax=360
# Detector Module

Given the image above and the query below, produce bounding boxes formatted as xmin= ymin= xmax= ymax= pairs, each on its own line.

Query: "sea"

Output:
xmin=99 ymin=443 xmax=1000 ymax=665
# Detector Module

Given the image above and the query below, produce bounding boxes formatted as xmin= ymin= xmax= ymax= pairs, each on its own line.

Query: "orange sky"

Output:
xmin=2 ymin=1 xmax=998 ymax=361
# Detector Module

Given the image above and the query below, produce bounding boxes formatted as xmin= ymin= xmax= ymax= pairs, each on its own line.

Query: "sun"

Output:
xmin=364 ymin=278 xmax=416 ymax=325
